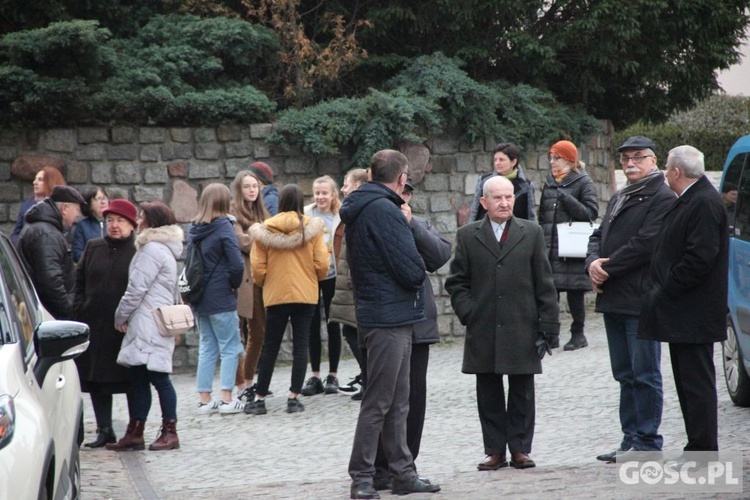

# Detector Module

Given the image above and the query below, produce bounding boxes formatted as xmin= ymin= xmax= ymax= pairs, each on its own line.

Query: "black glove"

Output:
xmin=535 ymin=332 xmax=556 ymax=360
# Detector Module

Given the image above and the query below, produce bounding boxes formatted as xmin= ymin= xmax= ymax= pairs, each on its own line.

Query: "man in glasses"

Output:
xmin=586 ymin=136 xmax=675 ymax=462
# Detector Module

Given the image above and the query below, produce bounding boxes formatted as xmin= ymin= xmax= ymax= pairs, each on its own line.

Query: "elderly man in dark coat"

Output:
xmin=446 ymin=176 xmax=559 ymax=471
xmin=639 ymin=145 xmax=728 ymax=452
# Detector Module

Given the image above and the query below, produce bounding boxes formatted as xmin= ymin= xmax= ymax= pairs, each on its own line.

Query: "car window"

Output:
xmin=0 ymin=236 xmax=38 ymax=355
xmin=732 ymin=153 xmax=750 ymax=241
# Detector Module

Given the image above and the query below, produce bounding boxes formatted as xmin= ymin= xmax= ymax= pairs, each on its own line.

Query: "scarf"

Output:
xmin=502 ymin=168 xmax=519 ymax=182
xmin=610 ymin=168 xmax=662 ymax=219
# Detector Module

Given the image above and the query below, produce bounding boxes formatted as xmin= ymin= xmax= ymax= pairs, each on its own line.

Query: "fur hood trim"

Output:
xmin=249 ymin=214 xmax=324 ymax=250
xmin=136 ymin=224 xmax=185 ymax=249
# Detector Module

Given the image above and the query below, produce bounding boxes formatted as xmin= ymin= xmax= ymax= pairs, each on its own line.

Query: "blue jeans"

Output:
xmin=604 ymin=313 xmax=663 ymax=451
xmin=196 ymin=311 xmax=243 ymax=393
xmin=130 ymin=365 xmax=177 ymax=421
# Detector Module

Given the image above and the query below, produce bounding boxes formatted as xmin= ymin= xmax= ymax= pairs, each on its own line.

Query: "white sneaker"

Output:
xmin=197 ymin=400 xmax=219 ymax=414
xmin=219 ymin=399 xmax=245 ymax=415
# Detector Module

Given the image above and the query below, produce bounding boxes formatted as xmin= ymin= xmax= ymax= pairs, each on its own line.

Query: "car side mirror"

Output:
xmin=33 ymin=321 xmax=89 ymax=385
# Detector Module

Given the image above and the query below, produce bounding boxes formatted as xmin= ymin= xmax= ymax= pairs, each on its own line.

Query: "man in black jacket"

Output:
xmin=586 ymin=136 xmax=676 ymax=462
xmin=343 ymin=150 xmax=439 ymax=499
xmin=639 ymin=145 xmax=728 ymax=452
xmin=17 ymin=185 xmax=86 ymax=319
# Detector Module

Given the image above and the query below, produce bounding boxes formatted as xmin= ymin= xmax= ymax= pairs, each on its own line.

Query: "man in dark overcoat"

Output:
xmin=639 ymin=145 xmax=728 ymax=452
xmin=446 ymin=176 xmax=559 ymax=471
xmin=586 ymin=135 xmax=676 ymax=462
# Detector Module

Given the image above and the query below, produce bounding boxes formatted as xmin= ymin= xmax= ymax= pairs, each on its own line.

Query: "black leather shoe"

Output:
xmin=350 ymin=483 xmax=380 ymax=499
xmin=597 ymin=446 xmax=630 ymax=463
xmin=84 ymin=427 xmax=116 ymax=448
xmin=372 ymin=475 xmax=392 ymax=491
xmin=391 ymin=477 xmax=441 ymax=495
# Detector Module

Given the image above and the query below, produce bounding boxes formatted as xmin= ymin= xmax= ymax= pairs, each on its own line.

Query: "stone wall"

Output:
xmin=0 ymin=123 xmax=615 ymax=369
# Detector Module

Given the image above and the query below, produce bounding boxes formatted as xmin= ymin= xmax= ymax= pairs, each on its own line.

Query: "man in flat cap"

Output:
xmin=586 ymin=135 xmax=675 ymax=462
xmin=17 ymin=185 xmax=86 ymax=319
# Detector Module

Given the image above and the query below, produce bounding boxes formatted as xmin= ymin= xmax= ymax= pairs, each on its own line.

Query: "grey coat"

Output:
xmin=115 ymin=224 xmax=184 ymax=373
xmin=446 ymin=217 xmax=559 ymax=375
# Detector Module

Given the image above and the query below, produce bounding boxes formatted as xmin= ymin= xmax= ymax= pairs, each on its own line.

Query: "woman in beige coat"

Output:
xmin=229 ymin=170 xmax=269 ymax=402
xmin=244 ymin=184 xmax=329 ymax=415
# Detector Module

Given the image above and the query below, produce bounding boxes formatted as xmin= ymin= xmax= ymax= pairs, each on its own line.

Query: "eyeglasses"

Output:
xmin=94 ymin=196 xmax=109 ymax=203
xmin=619 ymin=155 xmax=654 ymax=165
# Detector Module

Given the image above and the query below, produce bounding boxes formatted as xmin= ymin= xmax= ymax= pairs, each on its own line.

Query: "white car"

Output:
xmin=0 ymin=231 xmax=89 ymax=499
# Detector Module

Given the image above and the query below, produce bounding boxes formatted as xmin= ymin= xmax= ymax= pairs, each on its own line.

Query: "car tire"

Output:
xmin=723 ymin=315 xmax=750 ymax=407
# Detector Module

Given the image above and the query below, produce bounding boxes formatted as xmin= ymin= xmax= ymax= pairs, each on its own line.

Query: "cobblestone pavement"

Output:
xmin=80 ymin=313 xmax=750 ymax=499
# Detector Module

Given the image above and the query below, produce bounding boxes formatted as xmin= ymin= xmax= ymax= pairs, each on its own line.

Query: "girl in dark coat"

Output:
xmin=538 ymin=140 xmax=599 ymax=350
xmin=71 ymin=186 xmax=110 ymax=262
xmin=74 ymin=199 xmax=138 ymax=448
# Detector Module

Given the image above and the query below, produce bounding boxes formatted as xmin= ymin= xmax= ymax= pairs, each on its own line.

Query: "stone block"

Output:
xmin=0 ymin=147 xmax=16 ymax=161
xmin=0 ymin=203 xmax=9 ymax=222
xmin=144 ymin=165 xmax=168 ymax=184
xmin=194 ymin=128 xmax=216 ymax=143
xmin=464 ymin=173 xmax=480 ymax=195
xmin=423 ymin=173 xmax=449 ymax=191
xmin=0 ymin=184 xmax=20 ymax=202
xmin=430 ymin=156 xmax=455 ymax=174
xmin=91 ymin=163 xmax=113 ymax=184
xmin=111 ymin=127 xmax=135 ymax=144
xmin=78 ymin=128 xmax=108 ymax=144
xmin=107 ymin=145 xmax=137 ymax=161
xmin=450 ymin=174 xmax=464 ymax=192
xmin=11 ymin=156 xmax=67 ymax=181
xmin=170 ymin=128 xmax=192 ymax=143
xmin=250 ymin=123 xmax=273 ymax=139
xmin=133 ymin=185 xmax=164 ymax=202
xmin=66 ymin=162 xmax=88 ymax=184
xmin=455 ymin=153 xmax=475 ymax=173
xmin=410 ymin=194 xmax=428 ymax=214
xmin=189 ymin=162 xmax=222 ymax=179
xmin=195 ymin=143 xmax=222 ymax=160
xmin=168 ymin=162 xmax=188 ymax=178
xmin=254 ymin=145 xmax=270 ymax=158
xmin=139 ymin=127 xmax=167 ymax=144
xmin=225 ymin=159 xmax=252 ymax=179
xmin=76 ymin=144 xmax=107 ymax=161
xmin=317 ymin=157 xmax=343 ymax=176
xmin=476 ymin=153 xmax=492 ymax=172
xmin=285 ymin=157 xmax=313 ymax=174
xmin=225 ymin=143 xmax=253 ymax=158
xmin=430 ymin=193 xmax=453 ymax=212
xmin=431 ymin=136 xmax=460 ymax=155
xmin=114 ymin=163 xmax=141 ymax=184
xmin=437 ymin=315 xmax=455 ymax=337
xmin=459 ymin=140 xmax=484 ymax=152
xmin=139 ymin=145 xmax=160 ymax=162
xmin=433 ymin=213 xmax=457 ymax=233
xmin=0 ymin=130 xmax=20 ymax=145
xmin=401 ymin=141 xmax=430 ymax=184
xmin=171 ymin=180 xmax=199 ymax=223
xmin=217 ymin=125 xmax=242 ymax=142
xmin=161 ymin=144 xmax=193 ymax=161
xmin=0 ymin=162 xmax=10 ymax=182
xmin=43 ymin=129 xmax=76 ymax=153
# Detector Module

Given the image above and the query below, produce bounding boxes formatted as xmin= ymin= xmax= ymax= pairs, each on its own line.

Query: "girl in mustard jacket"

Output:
xmin=245 ymin=184 xmax=329 ymax=415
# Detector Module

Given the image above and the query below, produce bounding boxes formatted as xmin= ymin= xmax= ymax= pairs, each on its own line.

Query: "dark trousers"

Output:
xmin=374 ymin=343 xmax=430 ymax=476
xmin=256 ymin=303 xmax=315 ymax=396
xmin=669 ymin=343 xmax=719 ymax=451
xmin=342 ymin=324 xmax=365 ymax=374
xmin=560 ymin=290 xmax=586 ymax=334
xmin=309 ymin=278 xmax=342 ymax=373
xmin=90 ymin=391 xmax=134 ymax=429
xmin=130 ymin=365 xmax=177 ymax=421
xmin=349 ymin=326 xmax=415 ymax=486
xmin=476 ymin=373 xmax=535 ymax=456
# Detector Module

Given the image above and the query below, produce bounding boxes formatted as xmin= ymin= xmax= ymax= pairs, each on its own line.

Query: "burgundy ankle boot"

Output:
xmin=149 ymin=419 xmax=180 ymax=451
xmin=106 ymin=419 xmax=146 ymax=451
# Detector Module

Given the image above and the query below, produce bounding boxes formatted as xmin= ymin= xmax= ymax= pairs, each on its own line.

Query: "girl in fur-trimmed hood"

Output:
xmin=246 ymin=184 xmax=329 ymax=415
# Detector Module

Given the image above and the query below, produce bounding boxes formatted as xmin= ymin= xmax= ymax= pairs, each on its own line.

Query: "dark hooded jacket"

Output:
xmin=187 ymin=216 xmax=245 ymax=316
xmin=339 ymin=182 xmax=426 ymax=328
xmin=16 ymin=198 xmax=76 ymax=319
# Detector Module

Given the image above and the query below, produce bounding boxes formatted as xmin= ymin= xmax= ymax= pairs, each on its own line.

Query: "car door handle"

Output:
xmin=56 ymin=375 xmax=66 ymax=390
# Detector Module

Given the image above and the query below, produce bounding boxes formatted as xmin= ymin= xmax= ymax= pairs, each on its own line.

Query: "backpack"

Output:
xmin=178 ymin=239 xmax=219 ymax=304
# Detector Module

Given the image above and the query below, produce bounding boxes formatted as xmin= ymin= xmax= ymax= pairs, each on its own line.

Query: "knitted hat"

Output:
xmin=549 ymin=141 xmax=578 ymax=164
xmin=50 ymin=185 xmax=86 ymax=205
xmin=103 ymin=199 xmax=138 ymax=227
xmin=249 ymin=162 xmax=274 ymax=185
